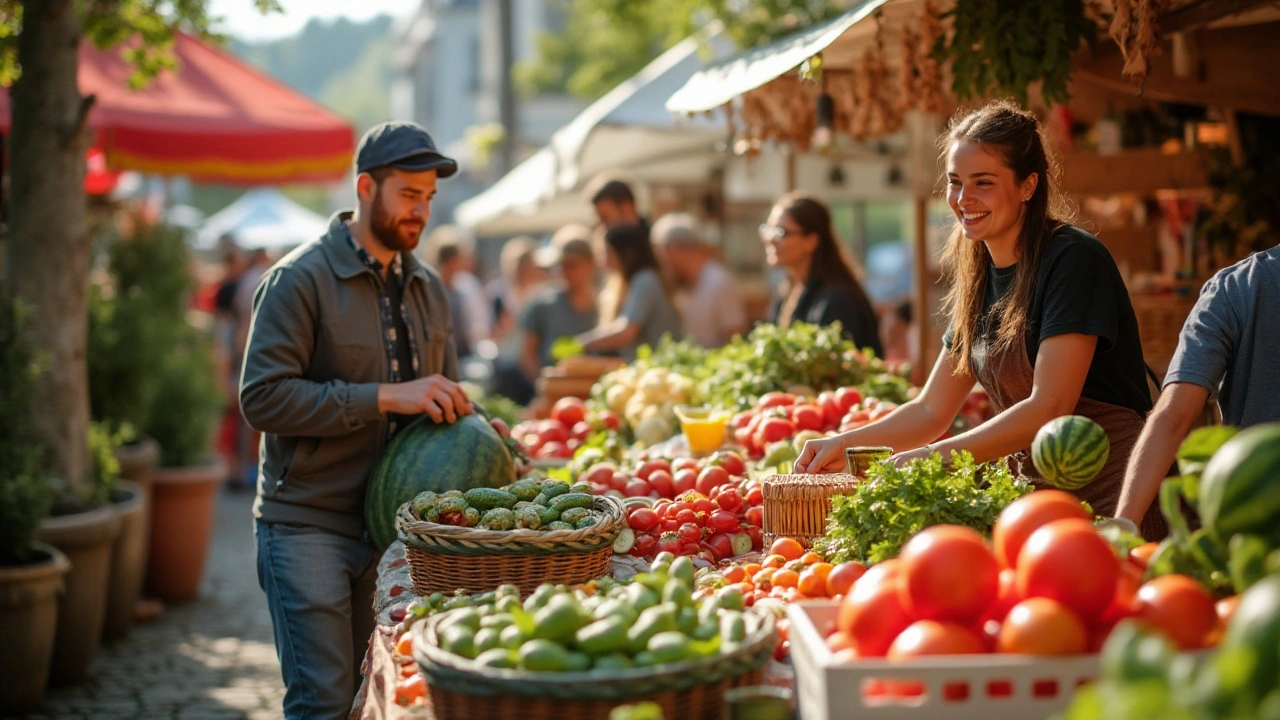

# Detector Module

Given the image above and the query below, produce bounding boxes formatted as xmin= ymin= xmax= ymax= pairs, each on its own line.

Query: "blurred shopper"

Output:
xmin=879 ymin=300 xmax=917 ymax=366
xmin=488 ymin=236 xmax=546 ymax=345
xmin=761 ymin=192 xmax=883 ymax=357
xmin=240 ymin=121 xmax=469 ymax=720
xmin=426 ymin=225 xmax=491 ymax=352
xmin=429 ymin=238 xmax=476 ymax=359
xmin=212 ymin=241 xmax=249 ymax=487
xmin=577 ymin=223 xmax=681 ymax=362
xmin=651 ymin=212 xmax=746 ymax=348
xmin=586 ymin=174 xmax=645 ymax=231
xmin=509 ymin=225 xmax=600 ymax=393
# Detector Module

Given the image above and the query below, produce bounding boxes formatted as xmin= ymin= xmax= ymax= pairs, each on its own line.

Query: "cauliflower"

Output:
xmin=634 ymin=415 xmax=674 ymax=446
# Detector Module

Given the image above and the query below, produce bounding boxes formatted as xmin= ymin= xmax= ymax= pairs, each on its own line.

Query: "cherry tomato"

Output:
xmin=711 ymin=451 xmax=747 ymax=477
xmin=745 ymin=506 xmax=764 ymax=527
xmin=631 ymin=534 xmax=658 ymax=558
xmin=707 ymin=510 xmax=740 ymax=533
xmin=647 ymin=470 xmax=675 ymax=498
xmin=678 ymin=523 xmax=703 ymax=543
xmin=627 ymin=508 xmax=659 ymax=533
xmin=715 ymin=488 xmax=744 ymax=513
xmin=696 ymin=466 xmax=731 ymax=496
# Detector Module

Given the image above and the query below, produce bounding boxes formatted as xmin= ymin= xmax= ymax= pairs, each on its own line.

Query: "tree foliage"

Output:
xmin=0 ymin=0 xmax=282 ymax=87
xmin=516 ymin=0 xmax=852 ymax=100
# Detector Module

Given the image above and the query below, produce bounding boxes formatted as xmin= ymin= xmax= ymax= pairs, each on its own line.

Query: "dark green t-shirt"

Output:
xmin=946 ymin=226 xmax=1152 ymax=415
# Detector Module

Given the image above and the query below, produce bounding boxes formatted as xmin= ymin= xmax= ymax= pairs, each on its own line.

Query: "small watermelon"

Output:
xmin=1031 ymin=415 xmax=1109 ymax=490
xmin=1198 ymin=423 xmax=1280 ymax=544
xmin=365 ymin=413 xmax=516 ymax=548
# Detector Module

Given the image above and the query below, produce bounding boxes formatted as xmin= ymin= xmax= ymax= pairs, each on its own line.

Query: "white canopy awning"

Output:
xmin=196 ymin=187 xmax=329 ymax=250
xmin=455 ymin=29 xmax=737 ymax=236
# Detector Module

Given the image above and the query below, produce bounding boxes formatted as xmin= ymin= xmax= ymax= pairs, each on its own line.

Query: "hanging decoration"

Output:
xmin=1110 ymin=0 xmax=1168 ymax=92
xmin=849 ymin=12 xmax=903 ymax=140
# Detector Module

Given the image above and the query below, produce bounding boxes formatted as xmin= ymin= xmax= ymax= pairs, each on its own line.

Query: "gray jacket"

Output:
xmin=240 ymin=212 xmax=459 ymax=538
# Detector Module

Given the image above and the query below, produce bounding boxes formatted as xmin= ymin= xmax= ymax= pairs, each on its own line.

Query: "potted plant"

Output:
xmin=0 ymin=299 xmax=70 ymax=713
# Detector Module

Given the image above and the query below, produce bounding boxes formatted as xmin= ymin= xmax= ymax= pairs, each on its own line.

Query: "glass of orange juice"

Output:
xmin=673 ymin=405 xmax=731 ymax=454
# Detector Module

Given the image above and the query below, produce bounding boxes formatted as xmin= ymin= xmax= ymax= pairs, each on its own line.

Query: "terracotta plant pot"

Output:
xmin=115 ymin=436 xmax=159 ymax=500
xmin=0 ymin=542 xmax=70 ymax=715
xmin=37 ymin=505 xmax=122 ymax=687
xmin=102 ymin=481 xmax=146 ymax=641
xmin=145 ymin=457 xmax=226 ymax=601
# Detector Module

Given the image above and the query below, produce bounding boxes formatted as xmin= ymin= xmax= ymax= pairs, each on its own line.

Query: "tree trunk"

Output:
xmin=7 ymin=0 xmax=92 ymax=495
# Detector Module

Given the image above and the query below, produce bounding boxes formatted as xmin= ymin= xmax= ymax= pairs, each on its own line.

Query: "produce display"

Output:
xmin=366 ymin=413 xmax=518 ymax=548
xmin=405 ymin=478 xmax=603 ymax=532
xmin=729 ymin=388 xmax=897 ymax=467
xmin=418 ymin=555 xmax=768 ymax=673
xmin=814 ymin=451 xmax=1032 ymax=564
xmin=1032 ymin=414 xmax=1110 ymax=490
xmin=511 ymin=396 xmax=621 ymax=461
xmin=822 ymin=491 xmax=1224 ymax=665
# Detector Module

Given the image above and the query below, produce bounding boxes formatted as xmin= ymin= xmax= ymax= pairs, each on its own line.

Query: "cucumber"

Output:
xmin=549 ymin=492 xmax=594 ymax=515
xmin=612 ymin=528 xmax=637 ymax=554
xmin=465 ymin=487 xmax=519 ymax=511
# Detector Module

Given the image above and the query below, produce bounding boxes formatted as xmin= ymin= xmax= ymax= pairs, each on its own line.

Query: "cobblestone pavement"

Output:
xmin=26 ymin=489 xmax=287 ymax=720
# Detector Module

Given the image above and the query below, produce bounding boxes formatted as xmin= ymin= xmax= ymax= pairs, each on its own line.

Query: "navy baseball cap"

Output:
xmin=355 ymin=121 xmax=458 ymax=178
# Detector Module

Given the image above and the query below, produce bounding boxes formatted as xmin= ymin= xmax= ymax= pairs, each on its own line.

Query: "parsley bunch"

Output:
xmin=814 ymin=452 xmax=1032 ymax=564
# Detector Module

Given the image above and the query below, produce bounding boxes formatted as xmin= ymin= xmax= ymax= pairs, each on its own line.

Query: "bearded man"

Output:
xmin=239 ymin=121 xmax=470 ymax=719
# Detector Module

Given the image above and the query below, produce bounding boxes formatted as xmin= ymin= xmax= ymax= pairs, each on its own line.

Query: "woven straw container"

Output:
xmin=412 ymin=607 xmax=776 ymax=720
xmin=762 ymin=474 xmax=861 ymax=548
xmin=395 ymin=496 xmax=624 ymax=597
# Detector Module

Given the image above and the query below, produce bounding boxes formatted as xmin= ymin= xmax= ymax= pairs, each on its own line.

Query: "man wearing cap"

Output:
xmin=240 ymin=121 xmax=468 ymax=719
xmin=518 ymin=224 xmax=601 ymax=381
xmin=651 ymin=212 xmax=746 ymax=349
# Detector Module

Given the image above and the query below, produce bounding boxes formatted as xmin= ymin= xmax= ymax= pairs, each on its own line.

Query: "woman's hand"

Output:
xmin=888 ymin=445 xmax=935 ymax=468
xmin=793 ymin=435 xmax=849 ymax=474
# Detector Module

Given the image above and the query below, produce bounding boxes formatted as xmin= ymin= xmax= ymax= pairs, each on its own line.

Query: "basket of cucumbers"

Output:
xmin=395 ymin=477 xmax=626 ymax=596
xmin=412 ymin=554 xmax=777 ymax=720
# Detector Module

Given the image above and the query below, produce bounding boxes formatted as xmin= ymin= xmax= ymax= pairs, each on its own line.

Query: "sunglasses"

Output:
xmin=758 ymin=224 xmax=802 ymax=243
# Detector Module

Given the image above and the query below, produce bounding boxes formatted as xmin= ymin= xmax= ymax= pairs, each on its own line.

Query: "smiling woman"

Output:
xmin=794 ymin=100 xmax=1165 ymax=541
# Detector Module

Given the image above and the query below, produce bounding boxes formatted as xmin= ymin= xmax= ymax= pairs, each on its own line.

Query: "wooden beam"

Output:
xmin=1161 ymin=0 xmax=1275 ymax=32
xmin=912 ymin=195 xmax=931 ymax=387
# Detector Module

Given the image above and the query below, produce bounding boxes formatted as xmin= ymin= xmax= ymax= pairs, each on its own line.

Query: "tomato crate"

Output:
xmin=788 ymin=601 xmax=1102 ymax=720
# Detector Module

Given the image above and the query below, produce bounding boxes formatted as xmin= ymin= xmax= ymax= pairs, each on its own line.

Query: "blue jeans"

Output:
xmin=255 ymin=520 xmax=378 ymax=720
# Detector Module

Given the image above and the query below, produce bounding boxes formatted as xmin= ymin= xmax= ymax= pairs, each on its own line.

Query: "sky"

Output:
xmin=207 ymin=0 xmax=416 ymax=42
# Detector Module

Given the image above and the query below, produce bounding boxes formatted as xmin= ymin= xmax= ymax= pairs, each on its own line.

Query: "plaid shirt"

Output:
xmin=345 ymin=225 xmax=421 ymax=434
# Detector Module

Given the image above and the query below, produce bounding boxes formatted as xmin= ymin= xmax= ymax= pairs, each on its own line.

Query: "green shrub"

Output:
xmin=148 ymin=335 xmax=224 ymax=468
xmin=0 ymin=299 xmax=54 ymax=565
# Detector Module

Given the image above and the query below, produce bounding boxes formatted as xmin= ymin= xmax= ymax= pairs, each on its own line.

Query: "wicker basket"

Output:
xmin=412 ymin=607 xmax=777 ymax=720
xmin=395 ymin=496 xmax=625 ymax=597
xmin=762 ymin=474 xmax=861 ymax=548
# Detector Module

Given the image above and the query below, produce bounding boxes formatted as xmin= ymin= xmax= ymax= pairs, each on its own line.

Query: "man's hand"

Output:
xmin=377 ymin=375 xmax=473 ymax=423
xmin=794 ymin=436 xmax=849 ymax=474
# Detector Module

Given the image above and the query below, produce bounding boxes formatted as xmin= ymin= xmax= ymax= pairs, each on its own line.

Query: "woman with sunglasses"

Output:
xmin=795 ymin=101 xmax=1164 ymax=539
xmin=761 ymin=192 xmax=884 ymax=357
xmin=577 ymin=223 xmax=682 ymax=362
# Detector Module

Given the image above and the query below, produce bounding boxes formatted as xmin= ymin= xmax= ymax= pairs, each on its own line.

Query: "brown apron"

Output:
xmin=970 ymin=333 xmax=1168 ymax=541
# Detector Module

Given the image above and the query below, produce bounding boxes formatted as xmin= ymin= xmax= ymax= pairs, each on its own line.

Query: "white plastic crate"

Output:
xmin=788 ymin=601 xmax=1101 ymax=720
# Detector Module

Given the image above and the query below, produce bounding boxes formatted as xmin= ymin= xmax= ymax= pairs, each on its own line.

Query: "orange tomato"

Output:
xmin=1134 ymin=574 xmax=1218 ymax=650
xmin=772 ymin=569 xmax=800 ymax=589
xmin=1094 ymin=561 xmax=1143 ymax=638
xmin=395 ymin=632 xmax=414 ymax=657
xmin=777 ymin=618 xmax=790 ymax=641
xmin=770 ymin=537 xmax=806 ymax=562
xmin=1016 ymin=518 xmax=1119 ymax=623
xmin=887 ymin=620 xmax=986 ymax=658
xmin=395 ymin=674 xmax=426 ymax=706
xmin=800 ymin=551 xmax=825 ymax=566
xmin=826 ymin=631 xmax=854 ymax=653
xmin=743 ymin=563 xmax=763 ymax=577
xmin=762 ymin=554 xmax=788 ymax=569
xmin=981 ymin=568 xmax=1021 ymax=624
xmin=799 ymin=563 xmax=834 ymax=597
xmin=723 ymin=566 xmax=747 ymax=584
xmin=826 ymin=561 xmax=867 ymax=598
xmin=899 ymin=525 xmax=1000 ymax=625
xmin=993 ymin=490 xmax=1091 ymax=568
xmin=1128 ymin=542 xmax=1160 ymax=570
xmin=837 ymin=566 xmax=913 ymax=657
xmin=1216 ymin=595 xmax=1241 ymax=628
xmin=996 ymin=598 xmax=1088 ymax=656
xmin=752 ymin=567 xmax=777 ymax=586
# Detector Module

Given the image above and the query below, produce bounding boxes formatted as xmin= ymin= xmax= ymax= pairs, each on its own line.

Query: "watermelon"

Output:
xmin=365 ymin=413 xmax=516 ymax=548
xmin=1031 ymin=415 xmax=1109 ymax=490
xmin=1198 ymin=423 xmax=1280 ymax=544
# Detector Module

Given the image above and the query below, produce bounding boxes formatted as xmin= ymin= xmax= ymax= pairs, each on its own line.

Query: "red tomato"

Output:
xmin=834 ymin=387 xmax=863 ymax=413
xmin=711 ymin=451 xmax=747 ymax=477
xmin=715 ymin=488 xmax=744 ymax=513
xmin=745 ymin=525 xmax=764 ymax=550
xmin=1016 ymin=518 xmax=1119 ymax=623
xmin=636 ymin=459 xmax=672 ymax=481
xmin=707 ymin=510 xmax=740 ymax=533
xmin=899 ymin=525 xmax=1000 ymax=625
xmin=696 ymin=466 xmax=731 ymax=496
xmin=757 ymin=392 xmax=797 ymax=410
xmin=888 ymin=620 xmax=986 ymax=658
xmin=678 ymin=523 xmax=703 ymax=543
xmin=980 ymin=568 xmax=1021 ymax=624
xmin=745 ymin=505 xmax=763 ymax=527
xmin=746 ymin=486 xmax=764 ymax=506
xmin=537 ymin=441 xmax=568 ymax=459
xmin=837 ymin=570 xmax=913 ymax=657
xmin=631 ymin=534 xmax=658 ymax=557
xmin=1128 ymin=542 xmax=1160 ymax=571
xmin=679 ymin=541 xmax=700 ymax=557
xmin=656 ymin=534 xmax=683 ymax=555
xmin=996 ymin=598 xmax=1088 ymax=655
xmin=825 ymin=561 xmax=867 ymax=597
xmin=582 ymin=463 xmax=616 ymax=487
xmin=674 ymin=508 xmax=698 ymax=526
xmin=1134 ymin=574 xmax=1219 ymax=650
xmin=647 ymin=470 xmax=675 ymax=498
xmin=817 ymin=392 xmax=843 ymax=429
xmin=672 ymin=469 xmax=697 ymax=496
xmin=692 ymin=497 xmax=717 ymax=515
xmin=627 ymin=508 xmax=659 ymax=532
xmin=551 ymin=397 xmax=587 ymax=427
xmin=672 ymin=457 xmax=700 ymax=474
xmin=537 ymin=419 xmax=570 ymax=444
xmin=609 ymin=472 xmax=630 ymax=492
xmin=592 ymin=410 xmax=622 ymax=432
xmin=791 ymin=405 xmax=825 ymax=432
xmin=652 ymin=500 xmax=672 ymax=518
xmin=704 ymin=533 xmax=735 ymax=560
xmin=756 ymin=418 xmax=796 ymax=446
xmin=992 ymin=490 xmax=1091 ymax=568
xmin=662 ymin=518 xmax=680 ymax=532
xmin=731 ymin=411 xmax=755 ymax=430
xmin=624 ymin=479 xmax=651 ymax=498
